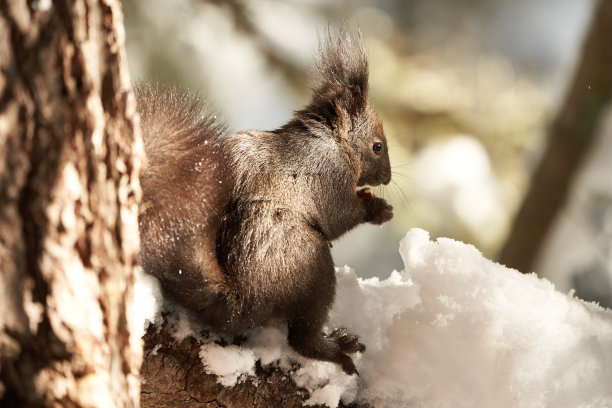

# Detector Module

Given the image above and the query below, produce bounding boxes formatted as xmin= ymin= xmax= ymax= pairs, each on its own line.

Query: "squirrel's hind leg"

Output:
xmin=282 ymin=234 xmax=364 ymax=375
xmin=288 ymin=313 xmax=363 ymax=376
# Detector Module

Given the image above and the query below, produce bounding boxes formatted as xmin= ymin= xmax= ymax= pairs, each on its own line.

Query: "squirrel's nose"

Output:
xmin=383 ymin=173 xmax=391 ymax=185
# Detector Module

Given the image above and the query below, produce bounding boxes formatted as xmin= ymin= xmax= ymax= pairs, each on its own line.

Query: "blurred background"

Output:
xmin=122 ymin=0 xmax=612 ymax=307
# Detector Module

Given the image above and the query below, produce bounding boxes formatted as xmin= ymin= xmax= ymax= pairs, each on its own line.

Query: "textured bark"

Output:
xmin=499 ymin=0 xmax=612 ymax=273
xmin=0 ymin=0 xmax=143 ymax=406
xmin=140 ymin=322 xmax=367 ymax=408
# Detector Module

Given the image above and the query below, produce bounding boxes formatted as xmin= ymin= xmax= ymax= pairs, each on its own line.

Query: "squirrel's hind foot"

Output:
xmin=329 ymin=328 xmax=366 ymax=354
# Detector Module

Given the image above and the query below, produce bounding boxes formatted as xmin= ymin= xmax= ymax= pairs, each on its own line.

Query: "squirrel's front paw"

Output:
xmin=359 ymin=189 xmax=393 ymax=225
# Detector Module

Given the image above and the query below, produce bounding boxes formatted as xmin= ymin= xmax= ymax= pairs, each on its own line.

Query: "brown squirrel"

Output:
xmin=137 ymin=32 xmax=392 ymax=375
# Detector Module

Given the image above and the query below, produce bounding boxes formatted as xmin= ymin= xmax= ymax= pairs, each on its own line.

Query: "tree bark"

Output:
xmin=0 ymin=0 xmax=142 ymax=406
xmin=498 ymin=0 xmax=612 ymax=273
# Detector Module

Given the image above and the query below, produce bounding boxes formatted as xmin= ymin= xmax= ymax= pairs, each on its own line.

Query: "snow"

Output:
xmin=133 ymin=267 xmax=162 ymax=338
xmin=357 ymin=229 xmax=612 ymax=407
xmin=136 ymin=228 xmax=612 ymax=407
xmin=33 ymin=0 xmax=52 ymax=12
xmin=199 ymin=343 xmax=257 ymax=387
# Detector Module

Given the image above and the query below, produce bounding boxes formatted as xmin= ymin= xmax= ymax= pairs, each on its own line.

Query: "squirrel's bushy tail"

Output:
xmin=136 ymin=83 xmax=228 ymax=180
xmin=136 ymin=83 xmax=232 ymax=314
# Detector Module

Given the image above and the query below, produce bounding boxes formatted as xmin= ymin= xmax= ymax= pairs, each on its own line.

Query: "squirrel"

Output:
xmin=136 ymin=31 xmax=393 ymax=376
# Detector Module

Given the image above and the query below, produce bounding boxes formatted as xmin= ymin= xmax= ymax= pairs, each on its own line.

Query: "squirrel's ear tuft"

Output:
xmin=299 ymin=29 xmax=369 ymax=130
xmin=316 ymin=29 xmax=368 ymax=116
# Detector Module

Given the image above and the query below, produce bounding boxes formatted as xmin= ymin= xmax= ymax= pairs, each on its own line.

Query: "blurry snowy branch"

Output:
xmin=500 ymin=0 xmax=612 ymax=273
xmin=200 ymin=0 xmax=309 ymax=91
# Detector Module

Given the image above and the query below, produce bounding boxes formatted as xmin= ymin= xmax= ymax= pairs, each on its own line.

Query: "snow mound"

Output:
xmin=137 ymin=228 xmax=612 ymax=407
xmin=355 ymin=228 xmax=612 ymax=407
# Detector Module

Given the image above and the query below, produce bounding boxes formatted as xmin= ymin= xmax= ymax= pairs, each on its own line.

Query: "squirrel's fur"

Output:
xmin=137 ymin=32 xmax=392 ymax=375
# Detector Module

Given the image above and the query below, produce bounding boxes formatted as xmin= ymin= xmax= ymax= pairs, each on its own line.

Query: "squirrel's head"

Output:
xmin=295 ymin=30 xmax=391 ymax=187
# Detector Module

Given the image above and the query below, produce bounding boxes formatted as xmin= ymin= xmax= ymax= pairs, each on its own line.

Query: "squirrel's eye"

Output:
xmin=373 ymin=142 xmax=383 ymax=155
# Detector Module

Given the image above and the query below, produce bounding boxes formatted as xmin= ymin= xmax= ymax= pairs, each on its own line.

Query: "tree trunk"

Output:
xmin=498 ymin=0 xmax=612 ymax=273
xmin=0 ymin=0 xmax=143 ymax=406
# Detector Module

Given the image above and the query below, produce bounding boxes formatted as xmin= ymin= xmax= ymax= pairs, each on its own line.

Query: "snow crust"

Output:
xmin=136 ymin=228 xmax=612 ymax=407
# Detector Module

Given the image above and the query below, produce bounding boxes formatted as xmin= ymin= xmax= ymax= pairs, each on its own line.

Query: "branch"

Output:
xmin=499 ymin=0 xmax=612 ymax=272
xmin=140 ymin=320 xmax=365 ymax=408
